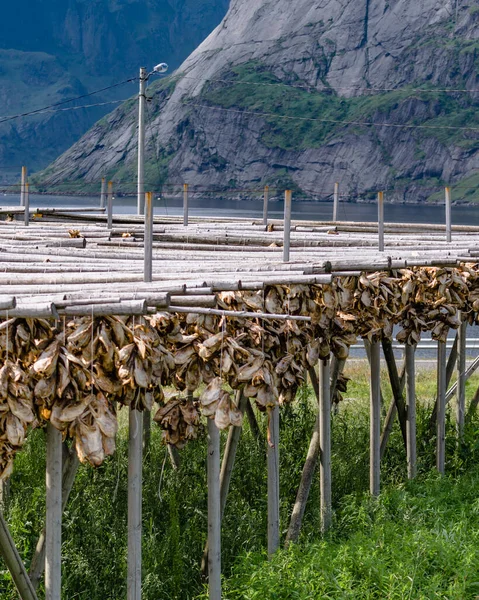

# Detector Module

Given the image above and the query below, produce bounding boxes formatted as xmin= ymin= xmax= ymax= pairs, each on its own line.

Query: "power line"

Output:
xmin=177 ymin=100 xmax=479 ymax=132
xmin=0 ymin=77 xmax=138 ymax=125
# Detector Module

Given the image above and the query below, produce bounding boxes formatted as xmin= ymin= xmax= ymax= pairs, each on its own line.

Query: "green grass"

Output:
xmin=1 ymin=364 xmax=479 ymax=599
xmin=220 ymin=468 xmax=479 ymax=599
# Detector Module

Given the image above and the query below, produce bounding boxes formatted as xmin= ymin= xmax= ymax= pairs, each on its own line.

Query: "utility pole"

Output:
xmin=137 ymin=63 xmax=168 ymax=216
xmin=137 ymin=67 xmax=147 ymax=216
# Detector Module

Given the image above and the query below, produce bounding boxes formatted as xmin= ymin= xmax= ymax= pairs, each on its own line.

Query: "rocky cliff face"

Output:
xmin=43 ymin=0 xmax=479 ymax=202
xmin=0 ymin=0 xmax=229 ymax=181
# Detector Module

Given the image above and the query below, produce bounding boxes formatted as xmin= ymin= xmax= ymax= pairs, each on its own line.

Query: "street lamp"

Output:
xmin=137 ymin=63 xmax=168 ymax=215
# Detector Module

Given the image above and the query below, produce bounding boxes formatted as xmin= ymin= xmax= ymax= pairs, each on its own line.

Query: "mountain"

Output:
xmin=0 ymin=0 xmax=230 ymax=183
xmin=40 ymin=0 xmax=479 ymax=202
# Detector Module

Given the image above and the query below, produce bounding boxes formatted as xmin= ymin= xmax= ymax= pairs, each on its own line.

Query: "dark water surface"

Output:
xmin=2 ymin=192 xmax=479 ymax=225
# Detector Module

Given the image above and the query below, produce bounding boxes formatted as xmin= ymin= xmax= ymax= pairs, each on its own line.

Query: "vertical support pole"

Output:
xmin=437 ymin=340 xmax=447 ymax=474
xmin=262 ymin=185 xmax=269 ymax=227
xmin=267 ymin=405 xmax=280 ymax=556
xmin=445 ymin=187 xmax=452 ymax=243
xmin=333 ymin=182 xmax=339 ymax=222
xmin=45 ymin=424 xmax=62 ymax=600
xmin=100 ymin=178 xmax=106 ymax=209
xmin=24 ymin=183 xmax=30 ymax=227
xmin=20 ymin=165 xmax=27 ymax=207
xmin=283 ymin=189 xmax=292 ymax=262
xmin=457 ymin=317 xmax=466 ymax=442
xmin=144 ymin=191 xmax=153 ymax=282
xmin=0 ymin=512 xmax=38 ymax=600
xmin=207 ymin=419 xmax=221 ymax=600
xmin=107 ymin=181 xmax=113 ymax=230
xmin=183 ymin=183 xmax=189 ymax=227
xmin=370 ymin=340 xmax=381 ymax=496
xmin=405 ymin=344 xmax=417 ymax=479
xmin=319 ymin=358 xmax=332 ymax=533
xmin=378 ymin=191 xmax=384 ymax=252
xmin=128 ymin=408 xmax=143 ymax=600
xmin=137 ymin=67 xmax=147 ymax=216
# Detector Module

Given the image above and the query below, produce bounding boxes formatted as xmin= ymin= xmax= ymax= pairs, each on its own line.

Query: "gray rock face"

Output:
xmin=45 ymin=0 xmax=479 ymax=202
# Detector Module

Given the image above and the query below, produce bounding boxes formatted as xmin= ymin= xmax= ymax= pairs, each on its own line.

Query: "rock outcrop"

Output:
xmin=43 ymin=0 xmax=479 ymax=202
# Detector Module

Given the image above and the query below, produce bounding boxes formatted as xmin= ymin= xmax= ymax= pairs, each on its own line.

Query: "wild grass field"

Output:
xmin=1 ymin=362 xmax=479 ymax=599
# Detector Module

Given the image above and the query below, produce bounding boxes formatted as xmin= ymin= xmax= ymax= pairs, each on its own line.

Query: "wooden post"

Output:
xmin=457 ymin=317 xmax=466 ymax=442
xmin=445 ymin=187 xmax=452 ymax=243
xmin=128 ymin=408 xmax=143 ymax=600
xmin=378 ymin=191 xmax=384 ymax=252
xmin=144 ymin=192 xmax=153 ymax=283
xmin=283 ymin=190 xmax=292 ymax=262
xmin=207 ymin=419 xmax=221 ymax=600
xmin=20 ymin=166 xmax=27 ymax=207
xmin=45 ymin=424 xmax=62 ymax=600
xmin=107 ymin=181 xmax=113 ymax=230
xmin=333 ymin=182 xmax=339 ymax=222
xmin=437 ymin=340 xmax=447 ymax=474
xmin=24 ymin=183 xmax=30 ymax=227
xmin=183 ymin=184 xmax=189 ymax=227
xmin=267 ymin=404 xmax=280 ymax=556
xmin=319 ymin=358 xmax=332 ymax=533
xmin=0 ymin=479 xmax=9 ymax=512
xmin=30 ymin=448 xmax=79 ymax=590
xmin=262 ymin=185 xmax=269 ymax=227
xmin=0 ymin=512 xmax=39 ymax=600
xmin=100 ymin=178 xmax=106 ymax=209
xmin=370 ymin=340 xmax=381 ymax=496
xmin=201 ymin=392 xmax=248 ymax=575
xmin=405 ymin=344 xmax=417 ymax=479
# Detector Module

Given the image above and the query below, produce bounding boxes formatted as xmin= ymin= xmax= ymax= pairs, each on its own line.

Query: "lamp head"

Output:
xmin=153 ymin=63 xmax=168 ymax=74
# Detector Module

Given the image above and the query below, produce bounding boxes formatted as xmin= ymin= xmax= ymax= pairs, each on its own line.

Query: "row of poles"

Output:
xmin=16 ymin=168 xmax=454 ymax=253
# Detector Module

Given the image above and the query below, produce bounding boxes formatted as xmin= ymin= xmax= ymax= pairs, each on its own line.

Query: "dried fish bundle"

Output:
xmin=0 ymin=360 xmax=37 ymax=478
xmin=69 ymin=391 xmax=118 ymax=466
xmin=199 ymin=378 xmax=244 ymax=429
xmin=333 ymin=373 xmax=350 ymax=406
xmin=154 ymin=394 xmax=201 ymax=448
xmin=0 ymin=318 xmax=54 ymax=364
xmin=396 ymin=268 xmax=468 ymax=344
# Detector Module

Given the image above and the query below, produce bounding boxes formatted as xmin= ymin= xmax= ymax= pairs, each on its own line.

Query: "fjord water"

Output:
xmin=3 ymin=193 xmax=479 ymax=224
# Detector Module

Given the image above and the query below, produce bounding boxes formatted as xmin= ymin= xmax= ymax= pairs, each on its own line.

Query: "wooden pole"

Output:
xmin=370 ymin=340 xmax=381 ymax=496
xmin=201 ymin=392 xmax=248 ymax=575
xmin=381 ymin=339 xmax=407 ymax=450
xmin=128 ymin=407 xmax=143 ymax=600
xmin=429 ymin=333 xmax=458 ymax=432
xmin=0 ymin=511 xmax=39 ymax=600
xmin=100 ymin=178 xmax=106 ymax=209
xmin=437 ymin=340 xmax=447 ymax=474
xmin=20 ymin=166 xmax=27 ymax=207
xmin=30 ymin=447 xmax=79 ymax=590
xmin=45 ymin=424 xmax=62 ymax=600
xmin=107 ymin=181 xmax=113 ymax=230
xmin=445 ymin=187 xmax=452 ymax=243
xmin=319 ymin=358 xmax=332 ymax=533
xmin=207 ymin=418 xmax=221 ymax=600
xmin=267 ymin=404 xmax=280 ymax=556
xmin=405 ymin=344 xmax=417 ymax=479
xmin=457 ymin=317 xmax=466 ymax=442
xmin=144 ymin=192 xmax=153 ymax=283
xmin=333 ymin=182 xmax=339 ymax=222
xmin=262 ymin=185 xmax=269 ymax=227
xmin=283 ymin=190 xmax=292 ymax=262
xmin=183 ymin=184 xmax=189 ymax=227
xmin=24 ymin=183 xmax=30 ymax=227
xmin=378 ymin=191 xmax=384 ymax=252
